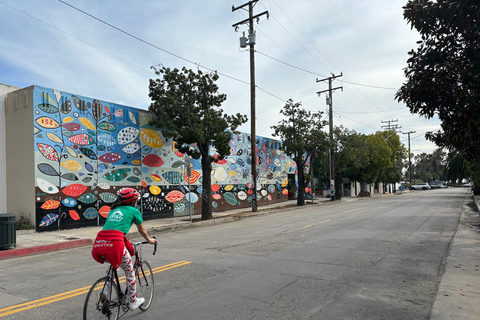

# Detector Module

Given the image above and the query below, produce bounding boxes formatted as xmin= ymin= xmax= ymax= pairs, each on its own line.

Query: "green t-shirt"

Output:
xmin=102 ymin=205 xmax=144 ymax=234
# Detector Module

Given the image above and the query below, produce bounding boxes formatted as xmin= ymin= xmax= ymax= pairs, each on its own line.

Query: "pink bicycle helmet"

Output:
xmin=117 ymin=188 xmax=140 ymax=205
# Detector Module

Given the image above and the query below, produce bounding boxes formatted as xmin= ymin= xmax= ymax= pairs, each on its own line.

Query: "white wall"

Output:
xmin=0 ymin=83 xmax=20 ymax=213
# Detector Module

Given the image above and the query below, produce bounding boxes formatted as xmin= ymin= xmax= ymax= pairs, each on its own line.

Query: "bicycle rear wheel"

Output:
xmin=136 ymin=260 xmax=154 ymax=311
xmin=83 ymin=277 xmax=121 ymax=320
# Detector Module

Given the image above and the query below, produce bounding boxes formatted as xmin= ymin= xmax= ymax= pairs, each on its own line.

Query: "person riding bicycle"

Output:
xmin=91 ymin=188 xmax=157 ymax=311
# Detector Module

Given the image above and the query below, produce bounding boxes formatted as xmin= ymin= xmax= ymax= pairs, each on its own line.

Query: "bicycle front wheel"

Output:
xmin=136 ymin=260 xmax=154 ymax=311
xmin=83 ymin=277 xmax=120 ymax=320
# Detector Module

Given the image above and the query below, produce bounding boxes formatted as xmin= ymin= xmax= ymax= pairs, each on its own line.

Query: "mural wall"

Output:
xmin=32 ymin=86 xmax=298 ymax=231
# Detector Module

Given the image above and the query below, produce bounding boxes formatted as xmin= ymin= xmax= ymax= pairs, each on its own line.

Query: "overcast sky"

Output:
xmin=0 ymin=0 xmax=441 ymax=155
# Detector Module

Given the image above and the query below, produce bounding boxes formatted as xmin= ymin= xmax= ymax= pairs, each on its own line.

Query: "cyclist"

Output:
xmin=91 ymin=188 xmax=157 ymax=311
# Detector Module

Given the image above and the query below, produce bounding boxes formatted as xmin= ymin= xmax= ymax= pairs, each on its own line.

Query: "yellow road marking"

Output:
xmin=348 ymin=210 xmax=365 ymax=216
xmin=0 ymin=260 xmax=191 ymax=317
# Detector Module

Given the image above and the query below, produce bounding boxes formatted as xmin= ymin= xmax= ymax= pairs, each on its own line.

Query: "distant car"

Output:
xmin=410 ymin=183 xmax=431 ymax=190
xmin=430 ymin=183 xmax=446 ymax=189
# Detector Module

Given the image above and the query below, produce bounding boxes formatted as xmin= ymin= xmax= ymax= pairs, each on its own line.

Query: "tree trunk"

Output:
xmin=357 ymin=181 xmax=371 ymax=197
xmin=200 ymin=144 xmax=213 ymax=220
xmin=297 ymin=161 xmax=305 ymax=206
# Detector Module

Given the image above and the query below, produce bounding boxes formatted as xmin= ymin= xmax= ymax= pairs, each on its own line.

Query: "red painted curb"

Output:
xmin=0 ymin=239 xmax=92 ymax=260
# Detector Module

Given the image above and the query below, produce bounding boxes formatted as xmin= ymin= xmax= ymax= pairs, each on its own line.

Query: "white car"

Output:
xmin=410 ymin=183 xmax=431 ymax=190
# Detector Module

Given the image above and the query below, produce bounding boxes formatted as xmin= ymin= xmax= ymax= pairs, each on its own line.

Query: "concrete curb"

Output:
xmin=0 ymin=238 xmax=92 ymax=260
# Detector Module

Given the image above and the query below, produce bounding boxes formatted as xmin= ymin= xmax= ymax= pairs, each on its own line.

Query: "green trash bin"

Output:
xmin=0 ymin=214 xmax=16 ymax=250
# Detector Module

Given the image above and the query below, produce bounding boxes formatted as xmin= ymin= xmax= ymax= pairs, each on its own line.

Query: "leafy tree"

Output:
xmin=445 ymin=152 xmax=468 ymax=184
xmin=345 ymin=132 xmax=392 ymax=197
xmin=376 ymin=131 xmax=407 ymax=190
xmin=271 ymin=99 xmax=327 ymax=206
xmin=396 ymin=0 xmax=480 ymax=164
xmin=148 ymin=67 xmax=247 ymax=220
xmin=412 ymin=148 xmax=446 ymax=182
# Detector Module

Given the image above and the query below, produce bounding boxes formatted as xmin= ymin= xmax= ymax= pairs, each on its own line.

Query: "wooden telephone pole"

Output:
xmin=317 ymin=73 xmax=342 ymax=201
xmin=232 ymin=1 xmax=268 ymax=212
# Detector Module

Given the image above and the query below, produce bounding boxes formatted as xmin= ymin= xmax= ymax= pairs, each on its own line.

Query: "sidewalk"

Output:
xmin=0 ymin=196 xmax=338 ymax=260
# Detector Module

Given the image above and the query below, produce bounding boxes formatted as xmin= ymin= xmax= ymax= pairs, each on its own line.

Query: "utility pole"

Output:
xmin=403 ymin=131 xmax=415 ymax=185
xmin=317 ymin=73 xmax=342 ymax=201
xmin=381 ymin=119 xmax=402 ymax=132
xmin=232 ymin=1 xmax=268 ymax=212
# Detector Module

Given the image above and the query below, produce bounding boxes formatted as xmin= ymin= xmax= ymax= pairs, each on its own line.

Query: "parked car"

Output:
xmin=410 ymin=183 xmax=431 ymax=190
xmin=430 ymin=182 xmax=446 ymax=189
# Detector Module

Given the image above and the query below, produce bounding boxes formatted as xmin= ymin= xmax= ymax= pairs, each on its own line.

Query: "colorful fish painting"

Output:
xmin=142 ymin=154 xmax=164 ymax=167
xmin=62 ymin=123 xmax=81 ymax=132
xmin=61 ymin=160 xmax=82 ymax=171
xmin=117 ymin=127 xmax=139 ymax=145
xmin=99 ymin=192 xmax=117 ymax=203
xmin=38 ymin=103 xmax=59 ymax=114
xmin=140 ymin=129 xmax=164 ymax=148
xmin=61 ymin=173 xmax=78 ymax=181
xmin=149 ymin=185 xmax=161 ymax=195
xmin=150 ymin=174 xmax=162 ymax=182
xmin=97 ymin=133 xmax=116 ymax=146
xmin=122 ymin=143 xmax=140 ymax=154
xmin=83 ymin=207 xmax=98 ymax=219
xmin=79 ymin=148 xmax=97 ymax=160
xmin=46 ymin=132 xmax=63 ymax=144
xmin=39 ymin=213 xmax=59 ymax=227
xmin=79 ymin=117 xmax=96 ymax=130
xmin=35 ymin=117 xmax=60 ymax=129
xmin=37 ymin=143 xmax=59 ymax=161
xmin=165 ymin=190 xmax=185 ymax=203
xmin=162 ymin=171 xmax=183 ymax=184
xmin=98 ymin=206 xmax=110 ymax=218
xmin=98 ymin=122 xmax=116 ymax=132
xmin=102 ymin=168 xmax=131 ymax=181
xmin=62 ymin=184 xmax=88 ymax=197
xmin=98 ymin=152 xmax=122 ymax=163
xmin=69 ymin=210 xmax=80 ymax=220
xmin=185 ymin=169 xmax=201 ymax=184
xmin=60 ymin=99 xmax=72 ymax=114
xmin=62 ymin=198 xmax=77 ymax=207
xmin=37 ymin=178 xmax=59 ymax=194
xmin=68 ymin=134 xmax=95 ymax=145
xmin=41 ymin=200 xmax=61 ymax=210
xmin=114 ymin=109 xmax=123 ymax=117
xmin=37 ymin=163 xmax=59 ymax=176
xmin=78 ymin=193 xmax=97 ymax=204
xmin=223 ymin=192 xmax=237 ymax=206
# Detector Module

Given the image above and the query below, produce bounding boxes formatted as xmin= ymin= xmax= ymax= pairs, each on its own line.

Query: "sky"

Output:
xmin=0 ymin=0 xmax=442 ymax=156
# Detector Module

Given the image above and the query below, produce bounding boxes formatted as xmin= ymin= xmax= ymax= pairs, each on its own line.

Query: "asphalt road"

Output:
xmin=0 ymin=188 xmax=470 ymax=319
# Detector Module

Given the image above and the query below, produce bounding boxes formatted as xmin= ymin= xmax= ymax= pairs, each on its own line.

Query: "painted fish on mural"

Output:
xmin=61 ymin=160 xmax=82 ymax=171
xmin=69 ymin=210 xmax=80 ymax=220
xmin=128 ymin=110 xmax=137 ymax=125
xmin=98 ymin=121 xmax=117 ymax=132
xmin=150 ymin=174 xmax=162 ymax=182
xmin=99 ymin=192 xmax=117 ymax=203
xmin=175 ymin=202 xmax=185 ymax=213
xmin=149 ymin=185 xmax=161 ymax=195
xmin=37 ymin=163 xmax=59 ymax=176
xmin=78 ymin=193 xmax=97 ymax=204
xmin=117 ymin=127 xmax=139 ymax=145
xmin=98 ymin=152 xmax=122 ymax=163
xmin=68 ymin=134 xmax=95 ymax=145
xmin=37 ymin=103 xmax=59 ymax=114
xmin=60 ymin=99 xmax=72 ymax=114
xmin=102 ymin=168 xmax=131 ymax=181
xmin=79 ymin=148 xmax=97 ymax=160
xmin=98 ymin=206 xmax=110 ymax=218
xmin=97 ymin=133 xmax=117 ymax=147
xmin=62 ymin=123 xmax=81 ymax=132
xmin=72 ymin=95 xmax=87 ymax=111
xmin=142 ymin=154 xmax=164 ymax=167
xmin=83 ymin=207 xmax=98 ymax=219
xmin=165 ymin=190 xmax=185 ymax=203
xmin=62 ymin=198 xmax=77 ymax=207
xmin=223 ymin=192 xmax=237 ymax=206
xmin=41 ymin=199 xmax=61 ymax=210
xmin=36 ymin=117 xmax=60 ymax=129
xmin=114 ymin=109 xmax=123 ymax=117
xmin=37 ymin=178 xmax=59 ymax=194
xmin=39 ymin=213 xmax=59 ymax=227
xmin=122 ymin=143 xmax=140 ymax=154
xmin=92 ymin=99 xmax=103 ymax=121
xmin=79 ymin=117 xmax=96 ymax=130
xmin=127 ymin=176 xmax=141 ymax=183
xmin=46 ymin=132 xmax=63 ymax=144
xmin=61 ymin=173 xmax=78 ymax=181
xmin=97 ymin=182 xmax=110 ymax=190
xmin=84 ymin=162 xmax=94 ymax=173
xmin=185 ymin=169 xmax=201 ymax=184
xmin=140 ymin=128 xmax=164 ymax=148
xmin=162 ymin=171 xmax=183 ymax=184
xmin=62 ymin=184 xmax=88 ymax=197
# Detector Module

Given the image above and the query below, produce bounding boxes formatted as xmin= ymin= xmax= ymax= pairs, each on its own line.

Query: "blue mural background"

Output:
xmin=32 ymin=86 xmax=298 ymax=231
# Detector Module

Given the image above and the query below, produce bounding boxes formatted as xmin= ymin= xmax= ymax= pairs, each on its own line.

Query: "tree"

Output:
xmin=396 ymin=0 xmax=480 ymax=163
xmin=271 ymin=99 xmax=326 ymax=206
xmin=345 ymin=132 xmax=392 ymax=197
xmin=148 ymin=67 xmax=247 ymax=220
xmin=376 ymin=131 xmax=407 ymax=190
xmin=412 ymin=148 xmax=446 ymax=182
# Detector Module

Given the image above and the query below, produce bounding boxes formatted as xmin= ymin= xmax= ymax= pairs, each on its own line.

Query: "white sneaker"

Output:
xmin=129 ymin=297 xmax=145 ymax=311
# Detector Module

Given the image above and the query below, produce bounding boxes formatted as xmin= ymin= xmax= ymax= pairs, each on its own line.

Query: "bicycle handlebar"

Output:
xmin=134 ymin=235 xmax=157 ymax=255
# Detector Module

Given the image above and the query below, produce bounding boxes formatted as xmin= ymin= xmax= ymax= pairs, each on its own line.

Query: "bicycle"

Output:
xmin=83 ymin=237 xmax=158 ymax=319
